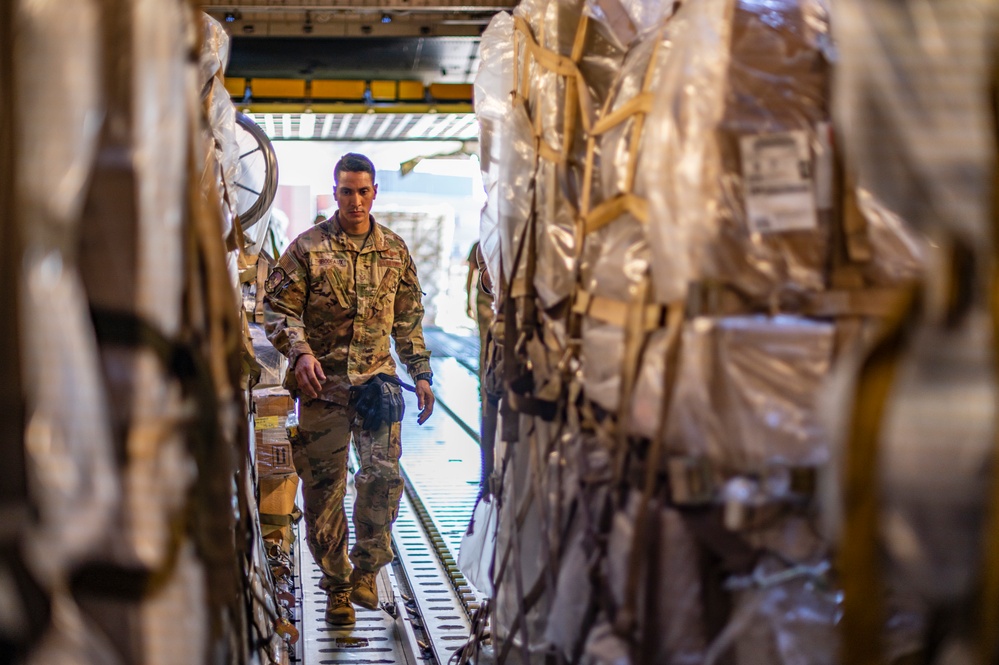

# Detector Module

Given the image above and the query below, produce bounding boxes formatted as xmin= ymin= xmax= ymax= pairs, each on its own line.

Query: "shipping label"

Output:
xmin=740 ymin=130 xmax=818 ymax=233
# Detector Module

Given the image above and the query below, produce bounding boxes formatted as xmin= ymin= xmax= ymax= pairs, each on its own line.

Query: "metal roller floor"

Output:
xmin=292 ymin=328 xmax=486 ymax=665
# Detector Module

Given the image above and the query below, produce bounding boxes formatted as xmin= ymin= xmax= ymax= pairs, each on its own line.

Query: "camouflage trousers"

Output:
xmin=294 ymin=398 xmax=404 ymax=593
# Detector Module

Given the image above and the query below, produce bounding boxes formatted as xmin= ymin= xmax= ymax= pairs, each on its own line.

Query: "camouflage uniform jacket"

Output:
xmin=263 ymin=213 xmax=432 ymax=405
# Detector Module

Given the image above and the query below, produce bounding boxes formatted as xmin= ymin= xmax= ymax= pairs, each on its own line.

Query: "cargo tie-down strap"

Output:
xmin=512 ymin=13 xmax=593 ymax=163
xmin=73 ymin=306 xmax=216 ymax=600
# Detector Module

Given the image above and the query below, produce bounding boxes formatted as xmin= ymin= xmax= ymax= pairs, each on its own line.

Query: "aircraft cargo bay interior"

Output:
xmin=3 ymin=2 xmax=999 ymax=665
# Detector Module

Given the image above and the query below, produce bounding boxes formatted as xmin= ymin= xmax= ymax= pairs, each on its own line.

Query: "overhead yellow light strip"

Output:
xmin=226 ymin=77 xmax=475 ymax=112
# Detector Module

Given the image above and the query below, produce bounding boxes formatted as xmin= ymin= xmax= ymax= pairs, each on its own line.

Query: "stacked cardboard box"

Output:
xmin=254 ymin=387 xmax=299 ymax=553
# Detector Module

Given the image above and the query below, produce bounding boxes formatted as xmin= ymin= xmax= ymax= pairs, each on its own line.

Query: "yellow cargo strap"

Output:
xmin=842 ymin=171 xmax=873 ymax=264
xmin=579 ymin=24 xmax=665 ymax=224
xmin=617 ymin=302 xmax=684 ymax=637
xmin=562 ymin=13 xmax=592 ymax=156
xmin=583 ymin=193 xmax=650 ymax=235
xmin=513 ymin=15 xmax=582 ymax=78
xmin=838 ymin=283 xmax=919 ymax=665
xmin=572 ymin=286 xmax=664 ymax=331
xmin=512 ymin=13 xmax=591 ymax=165
xmin=590 ymin=93 xmax=655 ymax=136
xmin=685 ymin=280 xmax=909 ymax=319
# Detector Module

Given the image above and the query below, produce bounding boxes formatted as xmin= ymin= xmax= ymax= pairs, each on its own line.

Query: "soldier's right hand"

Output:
xmin=295 ymin=354 xmax=326 ymax=399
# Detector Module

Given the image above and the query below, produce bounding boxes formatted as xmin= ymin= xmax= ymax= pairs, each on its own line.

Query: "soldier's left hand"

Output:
xmin=415 ymin=380 xmax=435 ymax=425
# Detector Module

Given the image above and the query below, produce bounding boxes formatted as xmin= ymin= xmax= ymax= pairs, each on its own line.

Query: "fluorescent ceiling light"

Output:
xmin=299 ymin=112 xmax=316 ymax=139
xmin=337 ymin=114 xmax=354 ymax=139
xmin=389 ymin=114 xmax=414 ymax=139
xmin=353 ymin=113 xmax=377 ymax=138
xmin=374 ymin=115 xmax=394 ymax=139
xmin=321 ymin=114 xmax=334 ymax=138
xmin=406 ymin=114 xmax=438 ymax=139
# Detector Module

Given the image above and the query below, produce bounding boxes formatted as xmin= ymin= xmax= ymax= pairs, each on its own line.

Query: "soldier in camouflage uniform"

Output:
xmin=264 ymin=153 xmax=435 ymax=625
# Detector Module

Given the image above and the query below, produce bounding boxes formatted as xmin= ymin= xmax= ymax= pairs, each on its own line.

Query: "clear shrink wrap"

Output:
xmin=14 ymin=1 xmax=119 ymax=662
xmin=642 ymin=0 xmax=833 ymax=305
xmin=493 ymin=415 xmax=555 ymax=660
xmin=497 ymin=101 xmax=537 ymax=292
xmin=475 ymin=12 xmax=516 ymax=296
xmin=827 ymin=0 xmax=999 ymax=650
xmin=577 ymin=22 xmax=672 ymax=414
xmin=666 ymin=315 xmax=835 ymax=473
xmin=518 ymin=0 xmax=625 ymax=308
xmin=584 ymin=0 xmax=675 ymax=51
xmin=73 ymin=1 xmax=211 ymax=662
xmin=833 ymin=0 xmax=996 ymax=249
xmin=545 ymin=431 xmax=615 ymax=659
xmin=250 ymin=322 xmax=288 ymax=387
xmin=201 ymin=14 xmax=240 ymax=227
xmin=853 ymin=189 xmax=926 ymax=287
xmin=628 ymin=327 xmax=671 ymax=438
xmin=206 ymin=79 xmax=239 ymax=219
xmin=14 ymin=0 xmax=119 ymax=590
xmin=604 ymin=494 xmax=706 ymax=665
xmin=694 ymin=514 xmax=839 ymax=665
xmin=199 ymin=12 xmax=230 ymax=88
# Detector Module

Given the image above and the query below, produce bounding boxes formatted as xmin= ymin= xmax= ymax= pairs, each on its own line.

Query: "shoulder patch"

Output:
xmin=264 ymin=267 xmax=289 ymax=294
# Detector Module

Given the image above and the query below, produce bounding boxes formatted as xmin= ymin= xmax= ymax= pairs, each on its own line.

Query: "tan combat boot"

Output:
xmin=325 ymin=590 xmax=356 ymax=625
xmin=350 ymin=568 xmax=379 ymax=610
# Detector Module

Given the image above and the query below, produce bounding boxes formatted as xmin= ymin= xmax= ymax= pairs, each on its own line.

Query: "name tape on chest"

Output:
xmin=314 ymin=254 xmax=350 ymax=270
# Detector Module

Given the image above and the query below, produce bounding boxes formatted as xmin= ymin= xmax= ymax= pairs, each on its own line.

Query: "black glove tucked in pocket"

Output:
xmin=352 ymin=374 xmax=407 ymax=432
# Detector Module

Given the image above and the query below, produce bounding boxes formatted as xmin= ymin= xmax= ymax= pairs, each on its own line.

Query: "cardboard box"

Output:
xmin=714 ymin=1 xmax=833 ymax=297
xmin=261 ymin=523 xmax=294 ymax=555
xmin=257 ymin=427 xmax=295 ymax=477
xmin=259 ymin=473 xmax=299 ymax=516
xmin=254 ymin=386 xmax=294 ymax=418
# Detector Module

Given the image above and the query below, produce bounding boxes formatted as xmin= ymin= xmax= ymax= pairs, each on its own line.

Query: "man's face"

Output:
xmin=335 ymin=170 xmax=377 ymax=233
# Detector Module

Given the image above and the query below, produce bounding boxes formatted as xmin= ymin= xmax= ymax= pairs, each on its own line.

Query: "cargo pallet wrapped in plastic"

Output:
xmin=829 ymin=1 xmax=999 ymax=663
xmin=468 ymin=0 xmax=944 ymax=663
xmin=1 ymin=4 xmax=291 ymax=664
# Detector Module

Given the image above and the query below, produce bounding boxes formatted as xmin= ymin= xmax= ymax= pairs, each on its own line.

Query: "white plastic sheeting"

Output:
xmin=12 ymin=1 xmax=120 ymax=663
xmin=828 ymin=1 xmax=999 ymax=658
xmin=470 ymin=0 xmax=982 ymax=660
xmin=474 ymin=11 xmax=515 ymax=299
xmin=15 ymin=0 xmax=118 ymax=580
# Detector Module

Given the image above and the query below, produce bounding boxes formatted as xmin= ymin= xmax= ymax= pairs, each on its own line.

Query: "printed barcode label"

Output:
xmin=740 ymin=130 xmax=818 ymax=233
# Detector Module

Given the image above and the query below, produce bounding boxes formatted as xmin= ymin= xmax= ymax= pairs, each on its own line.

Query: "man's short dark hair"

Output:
xmin=334 ymin=153 xmax=376 ymax=185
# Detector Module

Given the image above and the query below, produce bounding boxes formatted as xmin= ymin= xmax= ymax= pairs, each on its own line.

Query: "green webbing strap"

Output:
xmin=838 ymin=284 xmax=919 ymax=665
xmin=259 ymin=513 xmax=295 ymax=527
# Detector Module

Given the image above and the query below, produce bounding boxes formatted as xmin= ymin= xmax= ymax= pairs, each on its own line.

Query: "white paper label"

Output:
xmin=740 ymin=130 xmax=818 ymax=233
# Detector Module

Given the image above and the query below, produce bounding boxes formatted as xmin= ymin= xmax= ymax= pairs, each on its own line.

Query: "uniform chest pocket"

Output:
xmin=370 ymin=266 xmax=402 ymax=311
xmin=310 ymin=252 xmax=352 ymax=309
